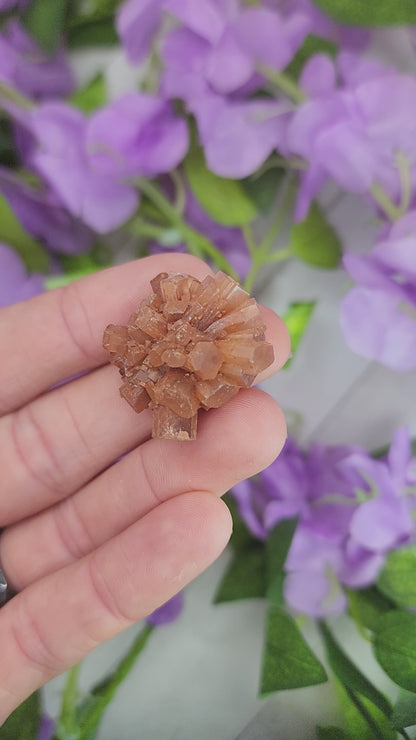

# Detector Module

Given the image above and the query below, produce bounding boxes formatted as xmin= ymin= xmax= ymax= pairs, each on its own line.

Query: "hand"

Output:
xmin=0 ymin=254 xmax=289 ymax=723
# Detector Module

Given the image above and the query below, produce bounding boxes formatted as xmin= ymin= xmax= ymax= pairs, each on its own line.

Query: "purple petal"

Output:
xmin=231 ymin=478 xmax=267 ymax=540
xmin=88 ymin=94 xmax=189 ymax=177
xmin=164 ymin=0 xmax=226 ymax=43
xmin=36 ymin=715 xmax=55 ymax=740
xmin=160 ymin=28 xmax=211 ymax=100
xmin=146 ymin=592 xmax=184 ymax=626
xmin=340 ymin=287 xmax=416 ymax=372
xmin=234 ymin=8 xmax=308 ymax=71
xmin=388 ymin=426 xmax=412 ymax=486
xmin=3 ymin=20 xmax=73 ymax=99
xmin=294 ymin=165 xmax=326 ymax=221
xmin=300 ymin=54 xmax=336 ymax=98
xmin=204 ymin=27 xmax=253 ymax=94
xmin=373 ymin=234 xmax=416 ymax=281
xmin=338 ymin=540 xmax=385 ymax=588
xmin=194 ymin=96 xmax=288 ymax=178
xmin=0 ymin=172 xmax=93 ymax=256
xmin=0 ymin=243 xmax=44 ymax=308
xmin=284 ymin=570 xmax=346 ymax=618
xmin=116 ymin=0 xmax=164 ymax=63
xmin=314 ymin=123 xmax=375 ymax=192
xmin=350 ymin=497 xmax=414 ymax=553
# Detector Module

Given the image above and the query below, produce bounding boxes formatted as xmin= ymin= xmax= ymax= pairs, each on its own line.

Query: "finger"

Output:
xmin=257 ymin=305 xmax=291 ymax=379
xmin=0 ymin=304 xmax=289 ymax=525
xmin=0 ymin=254 xmax=212 ymax=416
xmin=2 ymin=389 xmax=286 ymax=590
xmin=0 ymin=492 xmax=232 ymax=723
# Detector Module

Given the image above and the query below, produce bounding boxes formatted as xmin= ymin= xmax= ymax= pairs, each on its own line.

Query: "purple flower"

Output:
xmin=160 ymin=3 xmax=309 ymax=100
xmin=26 ymin=102 xmax=139 ymax=233
xmin=340 ymin=212 xmax=416 ymax=371
xmin=0 ymin=168 xmax=93 ymax=255
xmin=232 ymin=430 xmax=416 ymax=618
xmin=146 ymin=592 xmax=184 ymax=626
xmin=232 ymin=438 xmax=307 ymax=540
xmin=191 ymin=94 xmax=291 ymax=178
xmin=36 ymin=714 xmax=55 ymax=740
xmin=116 ymin=0 xmax=165 ymax=63
xmin=86 ymin=93 xmax=189 ymax=178
xmin=0 ymin=243 xmax=44 ymax=307
xmin=287 ymin=53 xmax=416 ymax=219
xmin=0 ymin=20 xmax=73 ymax=99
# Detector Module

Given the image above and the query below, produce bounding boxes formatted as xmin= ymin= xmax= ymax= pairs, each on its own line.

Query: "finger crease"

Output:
xmin=57 ymin=284 xmax=93 ymax=364
xmin=11 ymin=603 xmax=62 ymax=675
xmin=88 ymin=554 xmax=133 ymax=628
xmin=10 ymin=409 xmax=64 ymax=496
xmin=137 ymin=449 xmax=165 ymax=508
xmin=53 ymin=497 xmax=95 ymax=561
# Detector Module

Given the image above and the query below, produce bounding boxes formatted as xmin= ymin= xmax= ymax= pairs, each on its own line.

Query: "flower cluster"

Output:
xmin=232 ymin=428 xmax=416 ymax=617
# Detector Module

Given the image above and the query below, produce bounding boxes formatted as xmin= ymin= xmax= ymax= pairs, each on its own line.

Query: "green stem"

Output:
xmin=370 ymin=183 xmax=402 ymax=222
xmin=257 ymin=65 xmax=307 ymax=104
xmin=243 ymin=177 xmax=296 ymax=293
xmin=77 ymin=624 xmax=155 ymax=740
xmin=135 ymin=177 xmax=238 ymax=278
xmin=56 ymin=664 xmax=81 ymax=740
xmin=0 ymin=80 xmax=34 ymax=111
xmin=242 ymin=224 xmax=257 ymax=259
xmin=170 ymin=169 xmax=186 ymax=216
xmin=396 ymin=150 xmax=412 ymax=217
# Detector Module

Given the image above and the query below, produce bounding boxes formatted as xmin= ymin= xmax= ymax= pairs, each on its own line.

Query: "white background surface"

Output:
xmin=43 ymin=41 xmax=416 ymax=739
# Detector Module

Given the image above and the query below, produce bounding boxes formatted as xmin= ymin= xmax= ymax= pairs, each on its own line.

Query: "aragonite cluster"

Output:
xmin=103 ymin=271 xmax=274 ymax=441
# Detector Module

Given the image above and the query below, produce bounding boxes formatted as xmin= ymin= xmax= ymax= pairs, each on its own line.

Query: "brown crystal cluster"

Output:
xmin=103 ymin=271 xmax=274 ymax=441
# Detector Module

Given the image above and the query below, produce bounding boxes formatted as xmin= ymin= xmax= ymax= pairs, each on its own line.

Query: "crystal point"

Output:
xmin=103 ymin=272 xmax=275 ymax=440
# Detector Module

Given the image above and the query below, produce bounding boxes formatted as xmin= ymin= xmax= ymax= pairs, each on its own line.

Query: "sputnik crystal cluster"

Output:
xmin=103 ymin=271 xmax=274 ymax=440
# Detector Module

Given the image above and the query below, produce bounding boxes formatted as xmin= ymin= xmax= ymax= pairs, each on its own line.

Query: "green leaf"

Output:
xmin=373 ymin=610 xmax=416 ymax=692
xmin=290 ymin=202 xmax=342 ymax=269
xmin=378 ymin=546 xmax=416 ymax=608
xmin=266 ymin=518 xmax=297 ymax=606
xmin=319 ymin=622 xmax=392 ymax=718
xmin=75 ymin=624 xmax=154 ymax=740
xmin=260 ymin=607 xmax=327 ymax=694
xmin=0 ymin=194 xmax=49 ymax=272
xmin=70 ymin=73 xmax=107 ymax=114
xmin=391 ymin=690 xmax=416 ymax=730
xmin=336 ymin=681 xmax=396 ymax=740
xmin=347 ymin=587 xmax=394 ymax=633
xmin=184 ymin=145 xmax=258 ymax=227
xmin=214 ymin=543 xmax=267 ymax=603
xmin=282 ymin=301 xmax=316 ymax=369
xmin=0 ymin=692 xmax=41 ymax=740
xmin=311 ymin=0 xmax=416 ymax=25
xmin=316 ymin=726 xmax=349 ymax=740
xmin=242 ymin=167 xmax=285 ymax=214
xmin=67 ymin=18 xmax=119 ymax=48
xmin=22 ymin=0 xmax=68 ymax=54
xmin=285 ymin=34 xmax=337 ymax=80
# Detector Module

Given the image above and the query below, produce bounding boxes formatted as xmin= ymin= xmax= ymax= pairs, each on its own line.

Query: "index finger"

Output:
xmin=0 ymin=254 xmax=212 ymax=415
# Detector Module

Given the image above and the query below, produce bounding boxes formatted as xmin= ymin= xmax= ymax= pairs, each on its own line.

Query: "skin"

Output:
xmin=0 ymin=254 xmax=290 ymax=724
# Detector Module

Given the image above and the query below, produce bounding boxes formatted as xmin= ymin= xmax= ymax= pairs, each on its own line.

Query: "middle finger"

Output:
xmin=0 ymin=306 xmax=289 ymax=526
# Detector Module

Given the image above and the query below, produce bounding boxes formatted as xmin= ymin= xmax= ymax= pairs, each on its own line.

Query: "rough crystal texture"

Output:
xmin=103 ymin=271 xmax=274 ymax=440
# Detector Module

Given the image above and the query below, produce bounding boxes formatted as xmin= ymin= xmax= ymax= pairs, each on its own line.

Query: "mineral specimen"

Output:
xmin=103 ymin=271 xmax=274 ymax=440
